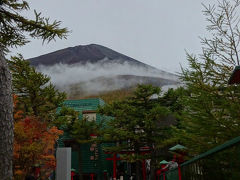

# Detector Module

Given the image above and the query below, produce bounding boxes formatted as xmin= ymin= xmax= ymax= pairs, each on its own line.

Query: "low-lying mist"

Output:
xmin=36 ymin=59 xmax=180 ymax=97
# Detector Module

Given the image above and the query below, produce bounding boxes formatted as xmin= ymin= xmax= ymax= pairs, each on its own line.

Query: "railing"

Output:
xmin=158 ymin=136 xmax=240 ymax=180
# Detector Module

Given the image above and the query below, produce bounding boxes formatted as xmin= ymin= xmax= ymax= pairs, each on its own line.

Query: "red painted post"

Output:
xmin=156 ymin=169 xmax=161 ymax=180
xmin=113 ymin=154 xmax=117 ymax=179
xmin=106 ymin=153 xmax=120 ymax=180
xmin=71 ymin=171 xmax=75 ymax=180
xmin=142 ymin=160 xmax=146 ymax=180
xmin=90 ymin=173 xmax=94 ymax=180
xmin=178 ymin=166 xmax=182 ymax=180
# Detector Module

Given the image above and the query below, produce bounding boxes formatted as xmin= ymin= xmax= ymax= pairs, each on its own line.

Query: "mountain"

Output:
xmin=29 ymin=44 xmax=151 ymax=68
xmin=29 ymin=44 xmax=180 ymax=97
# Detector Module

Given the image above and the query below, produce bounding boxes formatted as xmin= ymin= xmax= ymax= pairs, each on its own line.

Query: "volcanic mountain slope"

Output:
xmin=29 ymin=44 xmax=180 ymax=97
xmin=67 ymin=74 xmax=178 ymax=98
xmin=30 ymin=44 xmax=151 ymax=67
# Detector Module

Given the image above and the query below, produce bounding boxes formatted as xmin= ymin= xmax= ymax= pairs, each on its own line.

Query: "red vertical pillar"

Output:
xmin=106 ymin=153 xmax=120 ymax=180
xmin=71 ymin=171 xmax=75 ymax=180
xmin=113 ymin=153 xmax=117 ymax=180
xmin=178 ymin=166 xmax=182 ymax=180
xmin=142 ymin=160 xmax=146 ymax=180
xmin=90 ymin=173 xmax=94 ymax=180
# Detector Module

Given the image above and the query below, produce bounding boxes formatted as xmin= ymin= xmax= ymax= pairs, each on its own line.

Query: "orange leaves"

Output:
xmin=13 ymin=94 xmax=23 ymax=120
xmin=13 ymin=95 xmax=63 ymax=178
xmin=14 ymin=116 xmax=63 ymax=178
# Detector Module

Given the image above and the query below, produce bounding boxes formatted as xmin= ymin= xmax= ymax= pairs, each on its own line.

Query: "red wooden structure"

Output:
xmin=106 ymin=146 xmax=150 ymax=180
xmin=106 ymin=153 xmax=121 ymax=179
xmin=90 ymin=173 xmax=95 ymax=180
xmin=229 ymin=66 xmax=240 ymax=84
xmin=142 ymin=159 xmax=147 ymax=180
xmin=156 ymin=160 xmax=168 ymax=180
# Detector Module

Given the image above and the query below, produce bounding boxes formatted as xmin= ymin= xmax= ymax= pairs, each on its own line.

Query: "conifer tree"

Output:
xmin=54 ymin=106 xmax=101 ymax=144
xmin=0 ymin=1 xmax=67 ymax=179
xmin=99 ymin=84 xmax=170 ymax=180
xmin=9 ymin=56 xmax=66 ymax=122
xmin=173 ymin=0 xmax=240 ymax=155
xmin=160 ymin=87 xmax=188 ymax=115
xmin=54 ymin=106 xmax=102 ymax=180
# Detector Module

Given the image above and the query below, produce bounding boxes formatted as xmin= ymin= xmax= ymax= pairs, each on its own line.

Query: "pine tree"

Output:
xmin=54 ymin=106 xmax=102 ymax=180
xmin=0 ymin=1 xmax=67 ymax=179
xmin=9 ymin=56 xmax=66 ymax=122
xmin=99 ymin=84 xmax=170 ymax=180
xmin=160 ymin=87 xmax=188 ymax=115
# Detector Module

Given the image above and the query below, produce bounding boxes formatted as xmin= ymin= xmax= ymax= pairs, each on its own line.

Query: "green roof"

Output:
xmin=160 ymin=160 xmax=169 ymax=164
xmin=71 ymin=168 xmax=76 ymax=172
xmin=62 ymin=98 xmax=105 ymax=112
xmin=169 ymin=144 xmax=187 ymax=151
xmin=57 ymin=98 xmax=106 ymax=142
xmin=57 ymin=98 xmax=114 ymax=175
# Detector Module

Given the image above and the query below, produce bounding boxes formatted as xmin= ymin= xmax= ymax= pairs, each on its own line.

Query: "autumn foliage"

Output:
xmin=13 ymin=94 xmax=23 ymax=120
xmin=13 ymin=96 xmax=63 ymax=179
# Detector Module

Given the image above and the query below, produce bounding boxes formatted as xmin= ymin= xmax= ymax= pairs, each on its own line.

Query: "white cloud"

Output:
xmin=37 ymin=59 xmax=180 ymax=96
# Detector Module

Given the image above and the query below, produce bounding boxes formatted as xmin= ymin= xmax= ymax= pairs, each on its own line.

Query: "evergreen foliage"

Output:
xmin=55 ymin=106 xmax=101 ymax=144
xmin=0 ymin=1 xmax=67 ymax=178
xmin=70 ymin=118 xmax=102 ymax=144
xmin=54 ymin=107 xmax=79 ymax=130
xmin=9 ymin=56 xmax=66 ymax=122
xmin=172 ymin=0 xmax=240 ymax=156
xmin=0 ymin=0 xmax=68 ymax=51
xmin=160 ymin=87 xmax=188 ymax=114
xmin=98 ymin=84 xmax=170 ymax=180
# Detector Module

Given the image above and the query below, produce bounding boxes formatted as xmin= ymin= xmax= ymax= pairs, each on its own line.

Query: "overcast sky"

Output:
xmin=11 ymin=0 xmax=212 ymax=73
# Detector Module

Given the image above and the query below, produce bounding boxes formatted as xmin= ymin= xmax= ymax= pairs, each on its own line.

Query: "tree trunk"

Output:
xmin=150 ymin=147 xmax=156 ymax=180
xmin=0 ymin=50 xmax=13 ymax=180
xmin=136 ymin=160 xmax=142 ymax=180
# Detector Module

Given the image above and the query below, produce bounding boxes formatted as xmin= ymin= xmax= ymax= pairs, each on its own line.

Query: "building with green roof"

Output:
xmin=57 ymin=98 xmax=113 ymax=180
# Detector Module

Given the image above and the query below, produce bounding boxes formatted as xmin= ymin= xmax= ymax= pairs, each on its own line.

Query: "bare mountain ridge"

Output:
xmin=30 ymin=44 xmax=153 ymax=68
